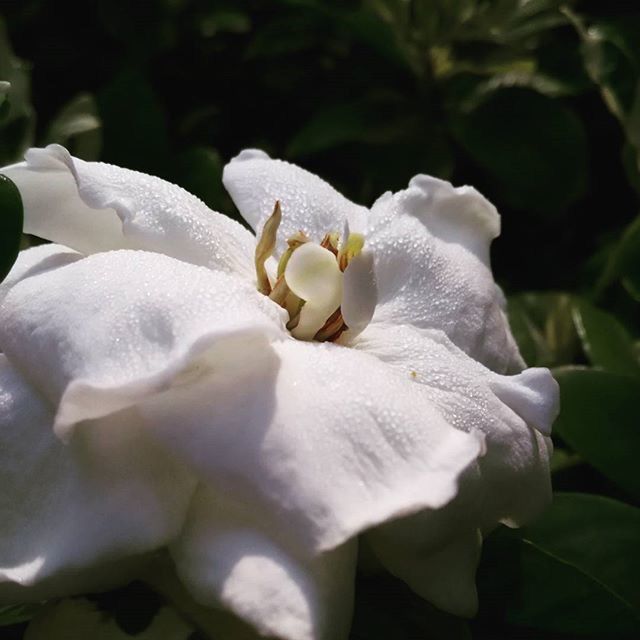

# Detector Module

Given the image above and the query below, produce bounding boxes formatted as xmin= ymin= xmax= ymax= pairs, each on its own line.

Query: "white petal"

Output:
xmin=2 ymin=145 xmax=256 ymax=277
xmin=353 ymin=323 xmax=557 ymax=528
xmin=223 ymin=149 xmax=368 ymax=252
xmin=341 ymin=249 xmax=377 ymax=339
xmin=405 ymin=175 xmax=500 ymax=263
xmin=0 ymin=250 xmax=286 ymax=435
xmin=171 ymin=487 xmax=356 ymax=640
xmin=137 ymin=338 xmax=483 ymax=555
xmin=366 ymin=179 xmax=523 ymax=373
xmin=0 ymin=355 xmax=195 ymax=600
xmin=0 ymin=244 xmax=81 ymax=302
xmin=349 ymin=324 xmax=556 ymax=615
xmin=285 ymin=243 xmax=343 ymax=340
xmin=362 ymin=462 xmax=485 ymax=617
xmin=367 ymin=521 xmax=482 ymax=618
xmin=488 ymin=367 xmax=559 ymax=436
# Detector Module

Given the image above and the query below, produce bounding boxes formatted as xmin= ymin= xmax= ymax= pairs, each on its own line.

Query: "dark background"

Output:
xmin=1 ymin=1 xmax=639 ymax=638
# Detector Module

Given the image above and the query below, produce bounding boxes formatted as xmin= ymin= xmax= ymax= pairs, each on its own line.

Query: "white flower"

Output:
xmin=0 ymin=145 xmax=558 ymax=640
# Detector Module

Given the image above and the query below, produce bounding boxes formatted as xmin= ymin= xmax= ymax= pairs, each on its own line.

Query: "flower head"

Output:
xmin=0 ymin=145 xmax=558 ymax=640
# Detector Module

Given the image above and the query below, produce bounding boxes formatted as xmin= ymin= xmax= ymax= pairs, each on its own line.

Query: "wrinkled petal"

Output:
xmin=223 ymin=149 xmax=368 ymax=253
xmin=353 ymin=323 xmax=557 ymax=528
xmin=0 ymin=250 xmax=286 ymax=435
xmin=348 ymin=324 xmax=556 ymax=616
xmin=365 ymin=179 xmax=523 ymax=373
xmin=2 ymin=145 xmax=255 ymax=277
xmin=0 ymin=356 xmax=195 ymax=600
xmin=137 ymin=338 xmax=483 ymax=555
xmin=171 ymin=487 xmax=356 ymax=640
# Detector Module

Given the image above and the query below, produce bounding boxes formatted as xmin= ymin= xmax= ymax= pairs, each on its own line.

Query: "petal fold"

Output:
xmin=172 ymin=488 xmax=356 ymax=640
xmin=137 ymin=338 xmax=483 ymax=555
xmin=0 ymin=244 xmax=81 ymax=302
xmin=0 ymin=250 xmax=286 ymax=435
xmin=0 ymin=356 xmax=195 ymax=600
xmin=353 ymin=323 xmax=556 ymax=529
xmin=3 ymin=145 xmax=256 ymax=277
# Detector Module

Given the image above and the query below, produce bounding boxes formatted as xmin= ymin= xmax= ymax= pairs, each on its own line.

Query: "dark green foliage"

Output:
xmin=0 ymin=174 xmax=22 ymax=282
xmin=477 ymin=494 xmax=640 ymax=637
xmin=554 ymin=369 xmax=640 ymax=499
xmin=0 ymin=604 xmax=45 ymax=627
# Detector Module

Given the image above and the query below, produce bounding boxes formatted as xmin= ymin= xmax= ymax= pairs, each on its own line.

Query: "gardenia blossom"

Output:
xmin=0 ymin=145 xmax=558 ymax=640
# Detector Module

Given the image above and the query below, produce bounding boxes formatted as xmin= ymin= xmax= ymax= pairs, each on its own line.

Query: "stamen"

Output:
xmin=268 ymin=274 xmax=290 ymax=306
xmin=254 ymin=200 xmax=282 ymax=295
xmin=320 ymin=232 xmax=339 ymax=256
xmin=269 ymin=274 xmax=303 ymax=321
xmin=338 ymin=232 xmax=365 ymax=271
xmin=314 ymin=308 xmax=348 ymax=342
xmin=254 ymin=201 xmax=369 ymax=341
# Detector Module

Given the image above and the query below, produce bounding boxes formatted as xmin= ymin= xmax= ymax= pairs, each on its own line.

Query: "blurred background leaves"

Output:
xmin=1 ymin=0 xmax=640 ymax=638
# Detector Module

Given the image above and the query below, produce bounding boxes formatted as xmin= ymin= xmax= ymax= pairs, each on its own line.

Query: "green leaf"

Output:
xmin=478 ymin=494 xmax=640 ymax=635
xmin=614 ymin=215 xmax=640 ymax=300
xmin=549 ymin=447 xmax=581 ymax=474
xmin=553 ymin=368 xmax=640 ymax=499
xmin=595 ymin=214 xmax=640 ymax=300
xmin=0 ymin=603 xmax=44 ymax=626
xmin=521 ymin=494 xmax=640 ymax=623
xmin=0 ymin=81 xmax=10 ymax=122
xmin=197 ymin=9 xmax=251 ymax=38
xmin=0 ymin=173 xmax=23 ymax=283
xmin=572 ymin=299 xmax=640 ymax=377
xmin=452 ymin=87 xmax=588 ymax=214
xmin=565 ymin=10 xmax=640 ymax=178
xmin=507 ymin=293 xmax=580 ymax=367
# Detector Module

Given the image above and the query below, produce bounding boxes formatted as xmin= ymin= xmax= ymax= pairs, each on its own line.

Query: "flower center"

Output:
xmin=255 ymin=201 xmax=364 ymax=342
